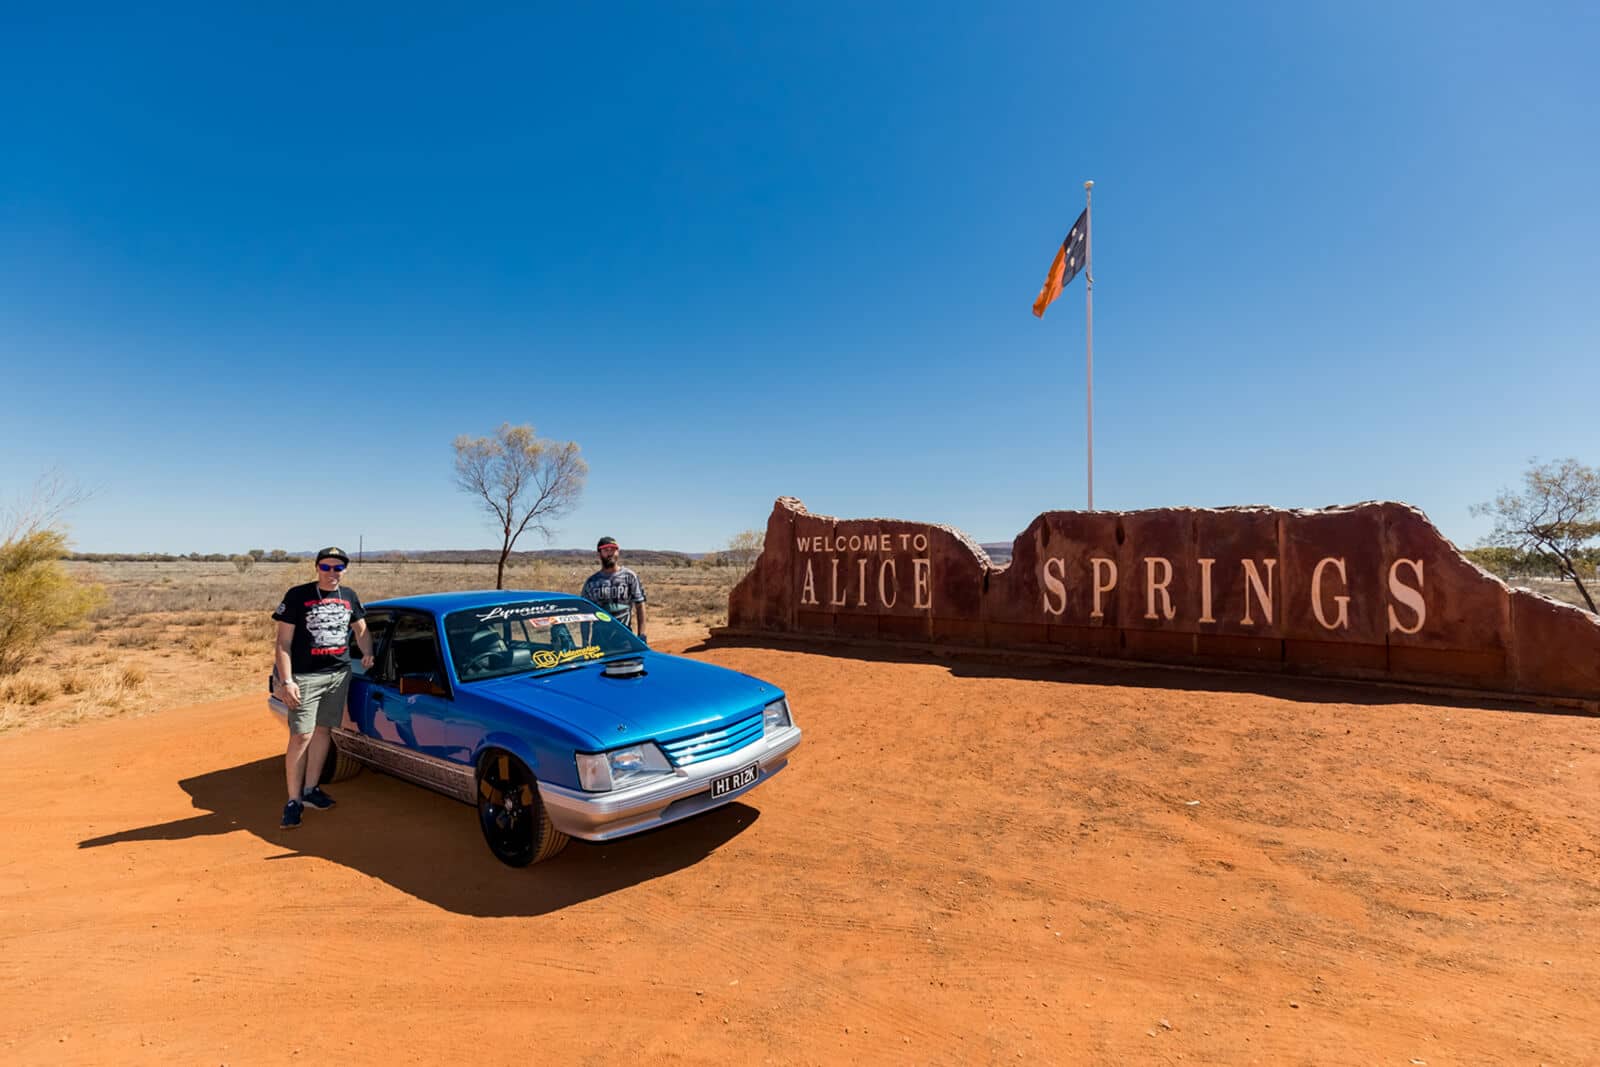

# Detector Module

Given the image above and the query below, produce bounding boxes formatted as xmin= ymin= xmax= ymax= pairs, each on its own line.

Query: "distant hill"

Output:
xmin=979 ymin=542 xmax=1013 ymax=565
xmin=71 ymin=543 xmax=1002 ymax=567
xmin=352 ymin=547 xmax=703 ymax=568
xmin=68 ymin=547 xmax=707 ymax=566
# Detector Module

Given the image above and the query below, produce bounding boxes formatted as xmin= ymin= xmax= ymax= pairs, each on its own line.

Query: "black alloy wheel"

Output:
xmin=476 ymin=751 xmax=569 ymax=867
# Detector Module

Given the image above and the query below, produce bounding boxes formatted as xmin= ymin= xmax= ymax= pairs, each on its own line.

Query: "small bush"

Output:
xmin=0 ymin=529 xmax=105 ymax=675
xmin=112 ymin=629 xmax=159 ymax=649
xmin=119 ymin=664 xmax=147 ymax=690
xmin=2 ymin=675 xmax=56 ymax=706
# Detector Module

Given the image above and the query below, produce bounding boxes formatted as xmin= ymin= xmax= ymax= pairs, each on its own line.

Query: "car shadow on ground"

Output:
xmin=78 ymin=756 xmax=759 ymax=917
xmin=691 ymin=632 xmax=1591 ymax=717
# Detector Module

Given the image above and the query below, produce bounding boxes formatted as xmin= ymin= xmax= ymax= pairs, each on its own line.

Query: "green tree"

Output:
xmin=453 ymin=423 xmax=587 ymax=590
xmin=1473 ymin=458 xmax=1600 ymax=613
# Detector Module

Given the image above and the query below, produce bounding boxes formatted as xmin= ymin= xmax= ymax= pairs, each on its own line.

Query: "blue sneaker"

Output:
xmin=280 ymin=799 xmax=303 ymax=829
xmin=301 ymin=786 xmax=336 ymax=811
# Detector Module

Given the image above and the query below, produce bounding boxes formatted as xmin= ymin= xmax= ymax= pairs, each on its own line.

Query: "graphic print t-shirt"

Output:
xmin=272 ymin=583 xmax=366 ymax=675
xmin=581 ymin=567 xmax=646 ymax=630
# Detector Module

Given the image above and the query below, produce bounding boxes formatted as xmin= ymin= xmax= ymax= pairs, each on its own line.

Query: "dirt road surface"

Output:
xmin=3 ymin=638 xmax=1597 ymax=1065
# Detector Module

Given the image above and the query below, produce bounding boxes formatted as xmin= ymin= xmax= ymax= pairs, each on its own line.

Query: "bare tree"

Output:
xmin=725 ymin=528 xmax=765 ymax=571
xmin=453 ymin=423 xmax=588 ymax=589
xmin=3 ymin=468 xmax=88 ymax=541
xmin=1472 ymin=457 xmax=1600 ymax=613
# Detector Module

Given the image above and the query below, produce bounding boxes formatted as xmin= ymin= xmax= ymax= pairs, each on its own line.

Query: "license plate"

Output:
xmin=711 ymin=762 xmax=759 ymax=798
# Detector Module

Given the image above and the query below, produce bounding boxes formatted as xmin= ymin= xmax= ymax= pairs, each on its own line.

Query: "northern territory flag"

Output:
xmin=1031 ymin=209 xmax=1088 ymax=318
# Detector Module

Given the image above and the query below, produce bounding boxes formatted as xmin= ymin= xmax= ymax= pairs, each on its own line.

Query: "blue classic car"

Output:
xmin=267 ymin=590 xmax=801 ymax=866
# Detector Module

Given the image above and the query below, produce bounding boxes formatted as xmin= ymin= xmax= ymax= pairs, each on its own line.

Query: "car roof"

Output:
xmin=367 ymin=590 xmax=590 ymax=615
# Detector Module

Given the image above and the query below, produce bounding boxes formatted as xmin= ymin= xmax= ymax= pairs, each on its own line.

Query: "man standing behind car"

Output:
xmin=581 ymin=536 xmax=647 ymax=642
xmin=272 ymin=547 xmax=375 ymax=830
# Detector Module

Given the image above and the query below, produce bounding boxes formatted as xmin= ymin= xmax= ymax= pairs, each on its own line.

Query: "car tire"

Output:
xmin=319 ymin=737 xmax=364 ymax=785
xmin=476 ymin=750 xmax=569 ymax=867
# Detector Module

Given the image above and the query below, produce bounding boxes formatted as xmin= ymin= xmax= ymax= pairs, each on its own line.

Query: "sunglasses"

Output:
xmin=318 ymin=563 xmax=346 ymax=572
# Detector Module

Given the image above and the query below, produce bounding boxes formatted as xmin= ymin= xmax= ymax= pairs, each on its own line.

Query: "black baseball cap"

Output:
xmin=316 ymin=546 xmax=351 ymax=564
xmin=596 ymin=536 xmax=618 ymax=549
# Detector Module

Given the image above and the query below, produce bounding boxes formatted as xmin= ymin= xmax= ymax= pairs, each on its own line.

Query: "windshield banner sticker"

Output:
xmin=532 ymin=645 xmax=604 ymax=669
xmin=476 ymin=601 xmax=581 ymax=623
xmin=526 ymin=612 xmax=597 ymax=629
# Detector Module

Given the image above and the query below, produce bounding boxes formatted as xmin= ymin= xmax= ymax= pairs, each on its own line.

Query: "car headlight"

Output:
xmin=575 ymin=742 xmax=672 ymax=792
xmin=764 ymin=697 xmax=793 ymax=731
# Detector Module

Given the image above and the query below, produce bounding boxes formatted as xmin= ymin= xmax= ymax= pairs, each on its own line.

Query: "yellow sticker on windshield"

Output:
xmin=532 ymin=645 xmax=604 ymax=669
xmin=595 ymin=611 xmax=612 ymax=622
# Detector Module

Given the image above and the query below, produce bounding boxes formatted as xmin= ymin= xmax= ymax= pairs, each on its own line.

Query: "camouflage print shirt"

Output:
xmin=581 ymin=566 xmax=647 ymax=630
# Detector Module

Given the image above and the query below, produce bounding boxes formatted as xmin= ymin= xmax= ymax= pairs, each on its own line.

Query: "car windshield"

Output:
xmin=444 ymin=598 xmax=646 ymax=682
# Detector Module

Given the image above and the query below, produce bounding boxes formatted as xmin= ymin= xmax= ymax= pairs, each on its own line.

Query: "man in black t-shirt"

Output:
xmin=270 ymin=546 xmax=375 ymax=830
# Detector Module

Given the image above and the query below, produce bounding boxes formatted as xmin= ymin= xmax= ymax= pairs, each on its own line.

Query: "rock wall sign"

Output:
xmin=727 ymin=498 xmax=1600 ymax=705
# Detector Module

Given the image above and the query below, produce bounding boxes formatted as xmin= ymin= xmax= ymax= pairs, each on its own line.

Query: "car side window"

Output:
xmin=385 ymin=612 xmax=451 ymax=696
xmin=356 ymin=610 xmax=394 ymax=679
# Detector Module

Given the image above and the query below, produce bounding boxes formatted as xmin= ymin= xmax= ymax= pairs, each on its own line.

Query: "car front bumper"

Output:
xmin=538 ymin=725 xmax=802 ymax=842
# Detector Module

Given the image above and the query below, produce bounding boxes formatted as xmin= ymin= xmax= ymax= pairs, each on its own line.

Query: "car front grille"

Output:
xmin=659 ymin=712 xmax=764 ymax=767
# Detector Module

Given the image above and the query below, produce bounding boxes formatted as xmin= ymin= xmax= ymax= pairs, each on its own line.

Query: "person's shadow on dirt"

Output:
xmin=77 ymin=756 xmax=759 ymax=918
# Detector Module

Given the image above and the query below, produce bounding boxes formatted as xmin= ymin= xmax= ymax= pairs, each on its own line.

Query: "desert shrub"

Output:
xmin=1 ymin=673 xmax=56 ymax=706
xmin=112 ymin=628 xmax=160 ymax=649
xmin=0 ymin=528 xmax=105 ymax=675
xmin=119 ymin=664 xmax=147 ymax=689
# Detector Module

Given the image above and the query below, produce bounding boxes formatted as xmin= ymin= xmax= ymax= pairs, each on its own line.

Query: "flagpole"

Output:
xmin=1084 ymin=179 xmax=1094 ymax=512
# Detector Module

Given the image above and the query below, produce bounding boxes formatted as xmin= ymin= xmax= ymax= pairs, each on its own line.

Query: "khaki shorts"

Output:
xmin=288 ymin=670 xmax=351 ymax=735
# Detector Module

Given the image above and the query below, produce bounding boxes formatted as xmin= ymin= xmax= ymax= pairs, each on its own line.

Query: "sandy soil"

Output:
xmin=2 ymin=635 xmax=1597 ymax=1065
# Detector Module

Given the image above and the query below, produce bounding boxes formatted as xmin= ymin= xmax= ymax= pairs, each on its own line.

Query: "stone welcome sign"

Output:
xmin=728 ymin=498 xmax=1600 ymax=706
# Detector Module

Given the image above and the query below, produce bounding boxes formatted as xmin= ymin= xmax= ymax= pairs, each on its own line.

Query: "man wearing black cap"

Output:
xmin=581 ymin=536 xmax=647 ymax=641
xmin=270 ymin=547 xmax=375 ymax=830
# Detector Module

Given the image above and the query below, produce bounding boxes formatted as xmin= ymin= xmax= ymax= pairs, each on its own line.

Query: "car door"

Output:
xmin=348 ymin=609 xmax=394 ymax=736
xmin=367 ymin=610 xmax=459 ymax=759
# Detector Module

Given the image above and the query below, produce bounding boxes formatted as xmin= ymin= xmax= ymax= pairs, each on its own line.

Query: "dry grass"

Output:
xmin=1 ymin=674 xmax=56 ymax=706
xmin=1503 ymin=576 xmax=1598 ymax=612
xmin=4 ymin=561 xmax=751 ymax=734
xmin=0 ymin=610 xmax=273 ymax=734
xmin=63 ymin=559 xmax=745 ymax=620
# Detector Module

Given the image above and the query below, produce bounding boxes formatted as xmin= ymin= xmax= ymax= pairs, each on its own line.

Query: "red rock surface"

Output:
xmin=730 ymin=498 xmax=1600 ymax=705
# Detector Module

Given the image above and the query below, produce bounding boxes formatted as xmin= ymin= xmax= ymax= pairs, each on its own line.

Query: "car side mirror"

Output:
xmin=398 ymin=673 xmax=447 ymax=697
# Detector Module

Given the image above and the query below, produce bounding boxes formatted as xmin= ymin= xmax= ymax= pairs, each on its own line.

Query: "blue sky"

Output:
xmin=3 ymin=3 xmax=1596 ymax=554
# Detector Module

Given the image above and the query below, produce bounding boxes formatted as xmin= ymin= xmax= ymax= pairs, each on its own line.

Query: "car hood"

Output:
xmin=476 ymin=651 xmax=781 ymax=750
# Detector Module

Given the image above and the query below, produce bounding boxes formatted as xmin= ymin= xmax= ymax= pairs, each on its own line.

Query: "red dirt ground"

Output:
xmin=2 ymin=636 xmax=1597 ymax=1065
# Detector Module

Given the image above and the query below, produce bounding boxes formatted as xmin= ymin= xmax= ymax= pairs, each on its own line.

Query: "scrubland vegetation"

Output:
xmin=0 ymin=557 xmax=745 ymax=734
